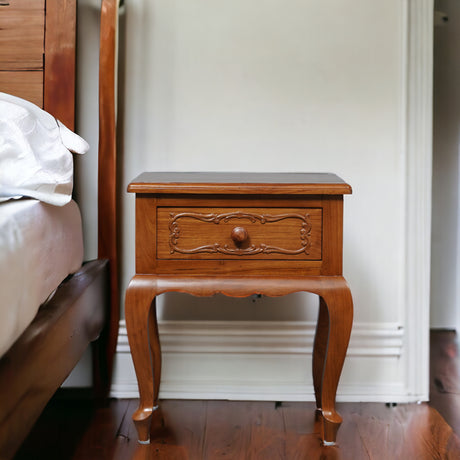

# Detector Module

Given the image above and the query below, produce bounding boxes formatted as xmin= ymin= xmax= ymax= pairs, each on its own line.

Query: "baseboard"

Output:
xmin=111 ymin=320 xmax=408 ymax=402
xmin=115 ymin=319 xmax=404 ymax=356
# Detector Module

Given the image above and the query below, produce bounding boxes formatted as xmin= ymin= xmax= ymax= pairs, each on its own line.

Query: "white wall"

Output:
xmin=431 ymin=0 xmax=460 ymax=330
xmin=120 ymin=0 xmax=405 ymax=326
xmin=72 ymin=0 xmax=433 ymax=402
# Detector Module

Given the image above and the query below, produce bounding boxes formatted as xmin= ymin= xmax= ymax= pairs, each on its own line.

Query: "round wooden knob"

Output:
xmin=231 ymin=226 xmax=248 ymax=244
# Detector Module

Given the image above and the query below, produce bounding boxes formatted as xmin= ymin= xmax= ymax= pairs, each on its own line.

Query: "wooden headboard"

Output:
xmin=0 ymin=0 xmax=120 ymax=394
xmin=0 ymin=0 xmax=76 ymax=130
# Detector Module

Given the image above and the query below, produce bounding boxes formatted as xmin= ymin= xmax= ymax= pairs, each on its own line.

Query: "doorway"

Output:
xmin=431 ymin=1 xmax=460 ymax=333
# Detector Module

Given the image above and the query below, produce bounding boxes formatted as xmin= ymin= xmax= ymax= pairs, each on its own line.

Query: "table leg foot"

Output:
xmin=133 ymin=404 xmax=160 ymax=444
xmin=314 ymin=408 xmax=341 ymax=445
xmin=133 ymin=407 xmax=152 ymax=444
xmin=322 ymin=410 xmax=342 ymax=445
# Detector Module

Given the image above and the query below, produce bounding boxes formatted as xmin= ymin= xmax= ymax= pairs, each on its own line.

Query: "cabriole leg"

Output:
xmin=125 ymin=276 xmax=162 ymax=444
xmin=313 ymin=279 xmax=353 ymax=445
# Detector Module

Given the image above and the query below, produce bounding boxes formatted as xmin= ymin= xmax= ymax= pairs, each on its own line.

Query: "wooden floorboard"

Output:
xmin=13 ymin=330 xmax=460 ymax=460
xmin=430 ymin=330 xmax=460 ymax=437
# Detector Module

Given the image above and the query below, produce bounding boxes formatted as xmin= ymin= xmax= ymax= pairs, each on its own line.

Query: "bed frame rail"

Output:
xmin=0 ymin=260 xmax=108 ymax=459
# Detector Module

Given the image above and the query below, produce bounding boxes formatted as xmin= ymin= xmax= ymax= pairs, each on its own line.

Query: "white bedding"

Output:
xmin=0 ymin=92 xmax=89 ymax=205
xmin=0 ymin=198 xmax=84 ymax=356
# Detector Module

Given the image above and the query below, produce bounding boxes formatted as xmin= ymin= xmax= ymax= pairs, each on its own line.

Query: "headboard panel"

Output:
xmin=0 ymin=0 xmax=76 ymax=130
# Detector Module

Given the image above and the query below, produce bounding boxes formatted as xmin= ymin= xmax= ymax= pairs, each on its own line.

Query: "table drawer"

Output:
xmin=157 ymin=207 xmax=322 ymax=260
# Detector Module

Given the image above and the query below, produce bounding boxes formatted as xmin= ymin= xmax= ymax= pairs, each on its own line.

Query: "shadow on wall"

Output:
xmin=160 ymin=291 xmax=319 ymax=322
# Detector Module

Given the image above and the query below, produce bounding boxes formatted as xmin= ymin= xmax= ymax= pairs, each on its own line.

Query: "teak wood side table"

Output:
xmin=125 ymin=172 xmax=353 ymax=446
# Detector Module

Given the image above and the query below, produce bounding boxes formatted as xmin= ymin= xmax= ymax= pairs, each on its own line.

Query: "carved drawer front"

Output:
xmin=157 ymin=207 xmax=322 ymax=260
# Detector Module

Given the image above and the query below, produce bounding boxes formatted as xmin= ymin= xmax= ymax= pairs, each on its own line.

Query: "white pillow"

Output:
xmin=0 ymin=92 xmax=89 ymax=206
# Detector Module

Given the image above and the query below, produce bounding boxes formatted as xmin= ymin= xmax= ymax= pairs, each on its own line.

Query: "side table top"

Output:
xmin=128 ymin=172 xmax=352 ymax=195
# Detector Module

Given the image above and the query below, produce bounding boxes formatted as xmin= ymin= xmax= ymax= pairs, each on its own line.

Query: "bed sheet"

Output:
xmin=0 ymin=198 xmax=83 ymax=356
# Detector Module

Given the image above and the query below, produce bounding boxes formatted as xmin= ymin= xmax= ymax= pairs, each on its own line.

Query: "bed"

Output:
xmin=0 ymin=1 xmax=119 ymax=458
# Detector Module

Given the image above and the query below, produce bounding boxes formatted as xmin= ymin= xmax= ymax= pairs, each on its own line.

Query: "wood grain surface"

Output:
xmin=0 ymin=71 xmax=43 ymax=106
xmin=0 ymin=0 xmax=44 ymax=109
xmin=0 ymin=0 xmax=76 ymax=129
xmin=15 ymin=398 xmax=460 ymax=460
xmin=43 ymin=0 xmax=77 ymax=130
xmin=430 ymin=330 xmax=460 ymax=436
xmin=0 ymin=260 xmax=108 ymax=460
xmin=128 ymin=172 xmax=352 ymax=195
xmin=125 ymin=275 xmax=353 ymax=446
xmin=97 ymin=0 xmax=120 ymax=399
xmin=127 ymin=172 xmax=352 ymax=445
xmin=14 ymin=331 xmax=460 ymax=459
xmin=156 ymin=206 xmax=323 ymax=260
xmin=134 ymin=195 xmax=343 ymax=276
xmin=0 ymin=0 xmax=44 ymax=70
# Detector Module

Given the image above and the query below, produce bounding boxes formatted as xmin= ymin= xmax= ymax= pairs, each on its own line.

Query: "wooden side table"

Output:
xmin=125 ymin=172 xmax=353 ymax=446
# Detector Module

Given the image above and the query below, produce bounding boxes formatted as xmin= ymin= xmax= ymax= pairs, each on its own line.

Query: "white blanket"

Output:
xmin=0 ymin=92 xmax=89 ymax=206
xmin=0 ymin=199 xmax=84 ymax=356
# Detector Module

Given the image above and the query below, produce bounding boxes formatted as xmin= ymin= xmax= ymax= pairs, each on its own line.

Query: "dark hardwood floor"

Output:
xmin=14 ymin=330 xmax=460 ymax=460
xmin=430 ymin=330 xmax=460 ymax=437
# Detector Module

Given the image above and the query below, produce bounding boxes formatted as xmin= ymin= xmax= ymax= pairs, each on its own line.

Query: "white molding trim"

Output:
xmin=111 ymin=320 xmax=404 ymax=401
xmin=403 ymin=0 xmax=433 ymax=400
xmin=111 ymin=381 xmax=411 ymax=403
xmin=116 ymin=319 xmax=404 ymax=356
